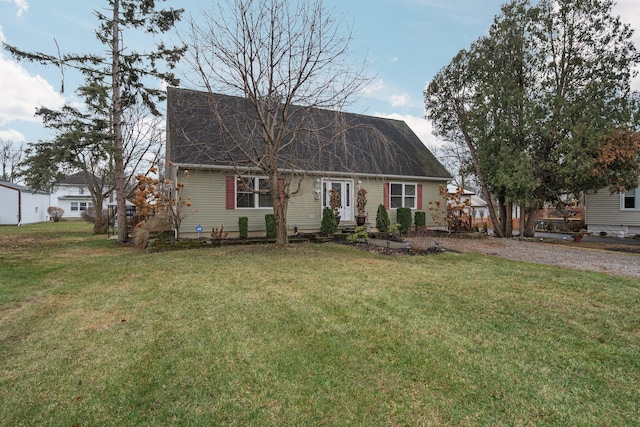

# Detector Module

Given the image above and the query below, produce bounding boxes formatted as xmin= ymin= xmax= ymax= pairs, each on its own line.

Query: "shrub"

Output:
xmin=397 ymin=207 xmax=412 ymax=233
xmin=346 ymin=226 xmax=369 ymax=243
xmin=265 ymin=214 xmax=276 ymax=238
xmin=132 ymin=215 xmax=173 ymax=249
xmin=375 ymin=204 xmax=390 ymax=232
xmin=47 ymin=206 xmax=64 ymax=222
xmin=81 ymin=207 xmax=97 ymax=223
xmin=320 ymin=207 xmax=338 ymax=235
xmin=81 ymin=207 xmax=109 ymax=234
xmin=415 ymin=211 xmax=426 ymax=228
xmin=211 ymin=225 xmax=228 ymax=241
xmin=238 ymin=217 xmax=248 ymax=238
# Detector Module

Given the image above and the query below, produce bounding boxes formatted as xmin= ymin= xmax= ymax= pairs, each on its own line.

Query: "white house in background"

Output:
xmin=0 ymin=181 xmax=50 ymax=225
xmin=585 ymin=181 xmax=640 ymax=237
xmin=447 ymin=184 xmax=488 ymax=224
xmin=50 ymin=172 xmax=104 ymax=218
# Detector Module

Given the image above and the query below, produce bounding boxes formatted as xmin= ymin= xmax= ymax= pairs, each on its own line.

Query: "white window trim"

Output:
xmin=236 ymin=176 xmax=273 ymax=209
xmin=390 ymin=182 xmax=417 ymax=209
xmin=620 ymin=185 xmax=639 ymax=211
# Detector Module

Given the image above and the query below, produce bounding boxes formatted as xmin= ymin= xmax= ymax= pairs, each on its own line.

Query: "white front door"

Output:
xmin=323 ymin=180 xmax=353 ymax=221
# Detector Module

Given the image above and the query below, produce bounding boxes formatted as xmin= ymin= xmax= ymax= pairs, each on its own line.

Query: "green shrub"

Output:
xmin=397 ymin=207 xmax=412 ymax=233
xmin=415 ymin=211 xmax=426 ymax=227
xmin=238 ymin=217 xmax=248 ymax=239
xmin=375 ymin=204 xmax=390 ymax=232
xmin=320 ymin=207 xmax=338 ymax=235
xmin=346 ymin=226 xmax=369 ymax=243
xmin=265 ymin=214 xmax=276 ymax=238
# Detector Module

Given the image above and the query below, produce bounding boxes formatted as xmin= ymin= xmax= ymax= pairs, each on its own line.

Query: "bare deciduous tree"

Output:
xmin=181 ymin=0 xmax=372 ymax=246
xmin=0 ymin=140 xmax=23 ymax=182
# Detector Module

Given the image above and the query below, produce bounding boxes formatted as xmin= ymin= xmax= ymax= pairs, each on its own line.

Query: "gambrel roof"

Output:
xmin=166 ymin=87 xmax=451 ymax=180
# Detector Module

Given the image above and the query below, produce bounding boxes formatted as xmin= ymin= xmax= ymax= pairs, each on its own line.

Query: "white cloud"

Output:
xmin=388 ymin=56 xmax=399 ymax=63
xmin=1 ymin=0 xmax=28 ymax=17
xmin=0 ymin=29 xmax=65 ymax=126
xmin=0 ymin=128 xmax=26 ymax=142
xmin=389 ymin=93 xmax=413 ymax=108
xmin=360 ymin=78 xmax=385 ymax=96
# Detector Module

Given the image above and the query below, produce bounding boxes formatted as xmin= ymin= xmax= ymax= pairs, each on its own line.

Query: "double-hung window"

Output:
xmin=236 ymin=176 xmax=273 ymax=208
xmin=622 ymin=186 xmax=639 ymax=210
xmin=71 ymin=201 xmax=92 ymax=211
xmin=390 ymin=183 xmax=416 ymax=209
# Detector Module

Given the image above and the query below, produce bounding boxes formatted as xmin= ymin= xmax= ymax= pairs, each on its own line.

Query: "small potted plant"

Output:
xmin=572 ymin=232 xmax=585 ymax=242
xmin=356 ymin=187 xmax=367 ymax=226
xmin=329 ymin=188 xmax=341 ymax=224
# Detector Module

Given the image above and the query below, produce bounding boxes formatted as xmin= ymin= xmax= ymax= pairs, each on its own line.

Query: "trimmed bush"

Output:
xmin=320 ymin=207 xmax=338 ymax=235
xmin=415 ymin=211 xmax=426 ymax=228
xmin=265 ymin=214 xmax=276 ymax=238
xmin=238 ymin=216 xmax=248 ymax=239
xmin=47 ymin=206 xmax=64 ymax=222
xmin=397 ymin=207 xmax=412 ymax=233
xmin=375 ymin=204 xmax=390 ymax=232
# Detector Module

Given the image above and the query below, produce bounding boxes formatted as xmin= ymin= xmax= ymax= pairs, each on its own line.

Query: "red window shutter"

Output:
xmin=383 ymin=183 xmax=390 ymax=209
xmin=417 ymin=184 xmax=423 ymax=210
xmin=226 ymin=176 xmax=235 ymax=209
xmin=278 ymin=178 xmax=285 ymax=209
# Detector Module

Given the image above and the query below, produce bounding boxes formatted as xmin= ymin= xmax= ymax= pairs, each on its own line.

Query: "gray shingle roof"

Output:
xmin=166 ymin=87 xmax=451 ymax=179
xmin=0 ymin=181 xmax=49 ymax=195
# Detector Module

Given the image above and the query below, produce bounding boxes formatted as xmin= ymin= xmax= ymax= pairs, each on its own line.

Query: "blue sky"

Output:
xmin=1 ymin=0 xmax=639 ymax=151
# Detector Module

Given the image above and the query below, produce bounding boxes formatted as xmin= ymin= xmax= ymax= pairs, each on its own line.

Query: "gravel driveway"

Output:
xmin=407 ymin=235 xmax=640 ymax=279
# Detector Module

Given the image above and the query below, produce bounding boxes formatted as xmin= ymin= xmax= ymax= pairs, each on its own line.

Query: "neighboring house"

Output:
xmin=165 ymin=88 xmax=451 ymax=237
xmin=0 ymin=181 xmax=50 ymax=225
xmin=50 ymin=172 xmax=105 ymax=219
xmin=585 ymin=181 xmax=640 ymax=237
xmin=447 ymin=184 xmax=488 ymax=225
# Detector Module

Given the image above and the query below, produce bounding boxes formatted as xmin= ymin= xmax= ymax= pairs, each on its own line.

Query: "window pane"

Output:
xmin=237 ymin=177 xmax=253 ymax=192
xmin=257 ymin=178 xmax=272 ymax=208
xmin=237 ymin=177 xmax=255 ymax=208
xmin=624 ymin=188 xmax=636 ymax=209
xmin=391 ymin=196 xmax=402 ymax=209
xmin=258 ymin=179 xmax=271 ymax=192
xmin=237 ymin=193 xmax=253 ymax=208
xmin=259 ymin=193 xmax=273 ymax=208
xmin=390 ymin=183 xmax=402 ymax=196
xmin=405 ymin=185 xmax=416 ymax=196
xmin=405 ymin=197 xmax=415 ymax=209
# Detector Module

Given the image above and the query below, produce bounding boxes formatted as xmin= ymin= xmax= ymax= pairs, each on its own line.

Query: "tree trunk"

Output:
xmin=524 ymin=207 xmax=538 ymax=237
xmin=519 ymin=203 xmax=526 ymax=236
xmin=505 ymin=200 xmax=513 ymax=237
xmin=271 ymin=175 xmax=288 ymax=246
xmin=112 ymin=0 xmax=128 ymax=243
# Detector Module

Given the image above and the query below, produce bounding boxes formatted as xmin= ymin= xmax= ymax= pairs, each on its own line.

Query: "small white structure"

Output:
xmin=447 ymin=184 xmax=488 ymax=224
xmin=50 ymin=172 xmax=103 ymax=219
xmin=0 ymin=181 xmax=50 ymax=225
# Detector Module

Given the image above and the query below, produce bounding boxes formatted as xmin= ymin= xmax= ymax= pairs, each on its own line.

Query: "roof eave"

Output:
xmin=171 ymin=162 xmax=451 ymax=182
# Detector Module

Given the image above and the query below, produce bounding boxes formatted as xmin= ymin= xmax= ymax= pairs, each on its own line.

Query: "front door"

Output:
xmin=323 ymin=180 xmax=353 ymax=221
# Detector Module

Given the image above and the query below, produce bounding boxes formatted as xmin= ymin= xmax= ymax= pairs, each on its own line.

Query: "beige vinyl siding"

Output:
xmin=178 ymin=171 xmax=239 ymax=234
xmin=177 ymin=169 xmax=448 ymax=236
xmin=420 ymin=181 xmax=446 ymax=227
xmin=585 ymin=188 xmax=640 ymax=227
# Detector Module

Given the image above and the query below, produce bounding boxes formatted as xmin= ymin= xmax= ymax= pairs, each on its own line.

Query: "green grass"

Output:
xmin=0 ymin=222 xmax=638 ymax=426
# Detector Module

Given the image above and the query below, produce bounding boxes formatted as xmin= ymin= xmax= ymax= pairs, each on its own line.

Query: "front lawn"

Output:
xmin=0 ymin=222 xmax=638 ymax=425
